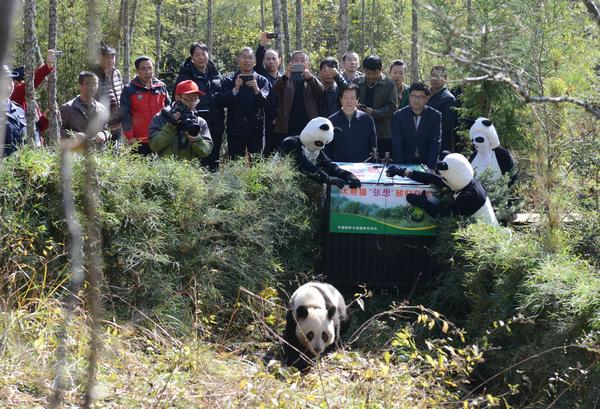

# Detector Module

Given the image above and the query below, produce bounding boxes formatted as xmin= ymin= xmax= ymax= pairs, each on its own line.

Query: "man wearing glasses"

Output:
xmin=390 ymin=82 xmax=441 ymax=169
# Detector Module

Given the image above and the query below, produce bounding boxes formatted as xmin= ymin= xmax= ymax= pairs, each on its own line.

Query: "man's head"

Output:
xmin=408 ymin=82 xmax=430 ymax=113
xmin=429 ymin=66 xmax=447 ymax=92
xmin=190 ymin=42 xmax=209 ymax=71
xmin=319 ymin=57 xmax=339 ymax=83
xmin=135 ymin=56 xmax=154 ymax=84
xmin=237 ymin=47 xmax=256 ymax=74
xmin=363 ymin=55 xmax=383 ymax=84
xmin=175 ymin=80 xmax=204 ymax=110
xmin=389 ymin=60 xmax=406 ymax=86
xmin=264 ymin=49 xmax=280 ymax=73
xmin=340 ymin=84 xmax=359 ymax=113
xmin=2 ymin=65 xmax=17 ymax=97
xmin=291 ymin=51 xmax=309 ymax=66
xmin=99 ymin=44 xmax=117 ymax=71
xmin=78 ymin=71 xmax=99 ymax=100
xmin=342 ymin=52 xmax=360 ymax=73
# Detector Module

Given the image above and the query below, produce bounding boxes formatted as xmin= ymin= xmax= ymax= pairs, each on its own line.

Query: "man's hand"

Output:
xmin=94 ymin=132 xmax=107 ymax=144
xmin=247 ymin=79 xmax=259 ymax=94
xmin=327 ymin=176 xmax=347 ymax=188
xmin=406 ymin=190 xmax=429 ymax=207
xmin=186 ymin=133 xmax=203 ymax=142
xmin=234 ymin=76 xmax=244 ymax=91
xmin=386 ymin=165 xmax=408 ymax=178
xmin=260 ymin=32 xmax=270 ymax=47
xmin=284 ymin=63 xmax=292 ymax=79
xmin=46 ymin=49 xmax=56 ymax=68
xmin=169 ymin=110 xmax=182 ymax=126
xmin=347 ymin=175 xmax=361 ymax=188
xmin=303 ymin=63 xmax=313 ymax=81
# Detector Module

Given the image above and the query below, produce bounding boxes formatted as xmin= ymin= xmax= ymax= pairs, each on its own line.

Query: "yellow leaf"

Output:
xmin=442 ymin=321 xmax=449 ymax=333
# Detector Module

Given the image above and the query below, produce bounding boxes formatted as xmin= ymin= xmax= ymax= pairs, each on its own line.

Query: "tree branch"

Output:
xmin=582 ymin=0 xmax=600 ymax=27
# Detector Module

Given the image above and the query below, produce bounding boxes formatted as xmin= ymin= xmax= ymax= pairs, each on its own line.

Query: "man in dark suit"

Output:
xmin=391 ymin=82 xmax=441 ymax=169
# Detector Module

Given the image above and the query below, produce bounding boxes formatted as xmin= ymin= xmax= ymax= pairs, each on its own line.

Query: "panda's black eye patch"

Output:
xmin=482 ymin=120 xmax=492 ymax=127
xmin=319 ymin=124 xmax=330 ymax=131
xmin=322 ymin=332 xmax=329 ymax=342
xmin=474 ymin=136 xmax=485 ymax=143
xmin=314 ymin=141 xmax=324 ymax=147
xmin=306 ymin=331 xmax=314 ymax=341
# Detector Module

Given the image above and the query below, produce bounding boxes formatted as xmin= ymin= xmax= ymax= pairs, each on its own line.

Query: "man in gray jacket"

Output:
xmin=353 ymin=55 xmax=397 ymax=157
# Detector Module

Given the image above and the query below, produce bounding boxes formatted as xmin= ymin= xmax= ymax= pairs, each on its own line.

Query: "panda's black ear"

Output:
xmin=319 ymin=123 xmax=331 ymax=131
xmin=482 ymin=120 xmax=493 ymax=127
xmin=296 ymin=305 xmax=309 ymax=319
xmin=327 ymin=305 xmax=336 ymax=319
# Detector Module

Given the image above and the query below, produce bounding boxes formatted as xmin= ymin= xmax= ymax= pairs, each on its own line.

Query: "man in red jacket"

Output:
xmin=10 ymin=49 xmax=56 ymax=144
xmin=120 ymin=56 xmax=170 ymax=155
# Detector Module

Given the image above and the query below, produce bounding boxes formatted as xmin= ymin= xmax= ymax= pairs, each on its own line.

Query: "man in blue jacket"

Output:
xmin=327 ymin=84 xmax=377 ymax=163
xmin=427 ymin=66 xmax=457 ymax=151
xmin=218 ymin=47 xmax=270 ymax=160
xmin=2 ymin=65 xmax=26 ymax=157
xmin=391 ymin=82 xmax=441 ymax=169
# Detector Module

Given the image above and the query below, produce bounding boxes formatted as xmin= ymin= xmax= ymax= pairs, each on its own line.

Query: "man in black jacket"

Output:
xmin=219 ymin=47 xmax=270 ymax=160
xmin=391 ymin=82 xmax=441 ymax=169
xmin=427 ymin=66 xmax=457 ymax=151
xmin=175 ymin=43 xmax=224 ymax=170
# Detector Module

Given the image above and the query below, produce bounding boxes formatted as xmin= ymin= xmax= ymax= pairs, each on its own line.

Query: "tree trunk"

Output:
xmin=360 ymin=0 xmax=366 ymax=57
xmin=338 ymin=0 xmax=349 ymax=58
xmin=410 ymin=0 xmax=419 ymax=82
xmin=295 ymin=0 xmax=302 ymax=50
xmin=86 ymin=0 xmax=98 ymax=65
xmin=155 ymin=0 xmax=162 ymax=74
xmin=0 ymin=0 xmax=18 ymax=157
xmin=122 ymin=0 xmax=130 ymax=82
xmin=129 ymin=0 xmax=138 ymax=45
xmin=207 ymin=0 xmax=213 ymax=58
xmin=260 ymin=0 xmax=265 ymax=32
xmin=23 ymin=0 xmax=39 ymax=146
xmin=271 ymin=0 xmax=283 ymax=57
xmin=282 ymin=0 xmax=291 ymax=57
xmin=47 ymin=0 xmax=60 ymax=144
xmin=369 ymin=0 xmax=375 ymax=53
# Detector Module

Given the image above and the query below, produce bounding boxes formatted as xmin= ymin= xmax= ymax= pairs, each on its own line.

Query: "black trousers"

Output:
xmin=227 ymin=134 xmax=264 ymax=161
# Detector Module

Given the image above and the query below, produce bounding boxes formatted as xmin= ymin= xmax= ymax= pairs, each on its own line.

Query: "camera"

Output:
xmin=291 ymin=64 xmax=305 ymax=73
xmin=54 ymin=50 xmax=64 ymax=57
xmin=290 ymin=63 xmax=305 ymax=81
xmin=239 ymin=74 xmax=254 ymax=84
xmin=171 ymin=102 xmax=201 ymax=137
xmin=266 ymin=32 xmax=281 ymax=39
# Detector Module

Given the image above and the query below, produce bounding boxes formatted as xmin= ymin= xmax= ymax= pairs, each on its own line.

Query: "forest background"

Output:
xmin=0 ymin=0 xmax=599 ymax=408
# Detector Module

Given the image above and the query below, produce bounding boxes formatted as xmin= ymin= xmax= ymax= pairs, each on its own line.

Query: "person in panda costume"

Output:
xmin=278 ymin=117 xmax=362 ymax=189
xmin=386 ymin=153 xmax=499 ymax=226
xmin=469 ymin=117 xmax=516 ymax=181
xmin=283 ymin=282 xmax=350 ymax=371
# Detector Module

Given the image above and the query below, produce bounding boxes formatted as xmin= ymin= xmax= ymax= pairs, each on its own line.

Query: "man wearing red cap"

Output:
xmin=148 ymin=80 xmax=213 ymax=160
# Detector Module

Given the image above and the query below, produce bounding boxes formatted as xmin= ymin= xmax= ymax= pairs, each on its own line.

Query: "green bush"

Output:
xmin=0 ymin=148 xmax=321 ymax=332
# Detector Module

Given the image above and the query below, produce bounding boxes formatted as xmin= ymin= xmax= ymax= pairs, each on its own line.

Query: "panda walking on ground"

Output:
xmin=283 ymin=282 xmax=350 ymax=371
xmin=387 ymin=153 xmax=499 ymax=226
xmin=278 ymin=117 xmax=362 ymax=189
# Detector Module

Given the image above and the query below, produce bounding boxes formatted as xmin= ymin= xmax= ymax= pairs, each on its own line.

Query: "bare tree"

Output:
xmin=261 ymin=0 xmax=265 ymax=31
xmin=338 ymin=0 xmax=349 ymax=58
xmin=295 ymin=0 xmax=302 ymax=50
xmin=23 ymin=0 xmax=40 ymax=146
xmin=369 ymin=0 xmax=375 ymax=53
xmin=207 ymin=0 xmax=214 ymax=57
xmin=154 ymin=0 xmax=162 ymax=75
xmin=282 ymin=0 xmax=291 ymax=58
xmin=361 ymin=0 xmax=366 ymax=56
xmin=86 ymin=0 xmax=98 ymax=64
xmin=129 ymin=0 xmax=139 ymax=46
xmin=271 ymin=0 xmax=283 ymax=56
xmin=410 ymin=0 xmax=420 ymax=82
xmin=122 ymin=0 xmax=131 ymax=82
xmin=47 ymin=0 xmax=60 ymax=144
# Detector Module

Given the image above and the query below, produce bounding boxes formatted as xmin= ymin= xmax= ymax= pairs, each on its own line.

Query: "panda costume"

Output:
xmin=387 ymin=153 xmax=499 ymax=226
xmin=469 ymin=117 xmax=515 ymax=181
xmin=283 ymin=282 xmax=350 ymax=371
xmin=278 ymin=117 xmax=361 ymax=189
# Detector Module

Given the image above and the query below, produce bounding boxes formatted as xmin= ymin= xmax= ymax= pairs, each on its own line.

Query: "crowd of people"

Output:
xmin=2 ymin=34 xmax=461 ymax=173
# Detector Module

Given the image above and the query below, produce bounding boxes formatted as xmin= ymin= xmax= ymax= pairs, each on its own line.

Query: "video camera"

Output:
xmin=171 ymin=102 xmax=201 ymax=137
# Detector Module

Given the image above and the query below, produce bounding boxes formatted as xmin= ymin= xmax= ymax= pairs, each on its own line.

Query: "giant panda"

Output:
xmin=469 ymin=117 xmax=516 ymax=181
xmin=386 ymin=153 xmax=499 ymax=226
xmin=278 ymin=117 xmax=361 ymax=188
xmin=282 ymin=282 xmax=350 ymax=371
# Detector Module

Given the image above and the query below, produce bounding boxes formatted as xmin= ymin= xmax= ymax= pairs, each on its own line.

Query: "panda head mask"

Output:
xmin=294 ymin=304 xmax=336 ymax=357
xmin=299 ymin=117 xmax=335 ymax=153
xmin=436 ymin=153 xmax=474 ymax=191
xmin=469 ymin=117 xmax=500 ymax=154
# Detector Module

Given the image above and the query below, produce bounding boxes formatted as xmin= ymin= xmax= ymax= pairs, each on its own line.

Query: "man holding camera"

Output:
xmin=219 ymin=47 xmax=270 ymax=160
xmin=148 ymin=80 xmax=213 ymax=160
xmin=317 ymin=57 xmax=348 ymax=118
xmin=269 ymin=50 xmax=324 ymax=155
